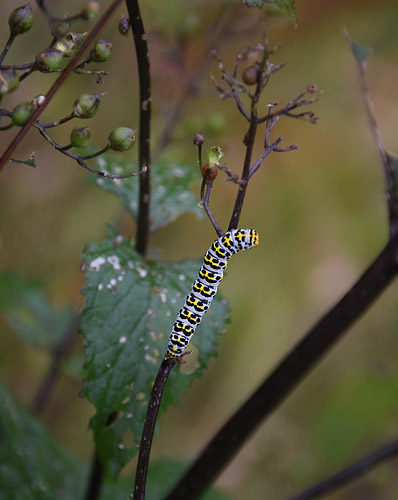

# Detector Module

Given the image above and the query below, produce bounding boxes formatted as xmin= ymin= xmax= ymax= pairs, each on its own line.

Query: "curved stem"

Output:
xmin=125 ymin=0 xmax=151 ymax=257
xmin=163 ymin=233 xmax=398 ymax=500
xmin=132 ymin=358 xmax=176 ymax=499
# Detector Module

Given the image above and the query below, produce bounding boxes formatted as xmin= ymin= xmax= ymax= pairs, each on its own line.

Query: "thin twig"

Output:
xmin=132 ymin=357 xmax=176 ymax=500
xmin=0 ymin=34 xmax=15 ymax=66
xmin=287 ymin=439 xmax=398 ymax=500
xmin=125 ymin=0 xmax=151 ymax=257
xmin=34 ymin=124 xmax=145 ymax=179
xmin=201 ymin=173 xmax=223 ymax=237
xmin=0 ymin=0 xmax=124 ymax=172
xmin=345 ymin=30 xmax=398 ymax=238
xmin=163 ymin=233 xmax=398 ymax=500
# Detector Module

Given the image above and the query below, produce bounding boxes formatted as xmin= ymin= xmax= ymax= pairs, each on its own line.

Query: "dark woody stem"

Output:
xmin=125 ymin=0 xmax=151 ymax=257
xmin=163 ymin=232 xmax=398 ymax=500
xmin=287 ymin=439 xmax=398 ymax=500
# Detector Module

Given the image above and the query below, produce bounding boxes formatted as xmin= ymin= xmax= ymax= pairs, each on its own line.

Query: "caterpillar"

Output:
xmin=166 ymin=228 xmax=259 ymax=359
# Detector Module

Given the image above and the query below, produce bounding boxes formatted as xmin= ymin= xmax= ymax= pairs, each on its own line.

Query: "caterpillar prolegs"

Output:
xmin=166 ymin=229 xmax=259 ymax=359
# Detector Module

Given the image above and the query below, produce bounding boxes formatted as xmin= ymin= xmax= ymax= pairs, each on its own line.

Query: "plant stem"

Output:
xmin=132 ymin=358 xmax=176 ymax=499
xmin=287 ymin=439 xmax=398 ymax=500
xmin=163 ymin=233 xmax=398 ymax=500
xmin=125 ymin=0 xmax=151 ymax=256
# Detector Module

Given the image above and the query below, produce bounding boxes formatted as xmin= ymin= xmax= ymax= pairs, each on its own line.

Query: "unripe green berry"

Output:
xmin=90 ymin=39 xmax=112 ymax=62
xmin=73 ymin=93 xmax=101 ymax=118
xmin=8 ymin=4 xmax=33 ymax=36
xmin=0 ymin=69 xmax=20 ymax=95
xmin=35 ymin=49 xmax=64 ymax=73
xmin=55 ymin=32 xmax=87 ymax=57
xmin=70 ymin=126 xmax=92 ymax=148
xmin=12 ymin=101 xmax=35 ymax=126
xmin=108 ymin=127 xmax=136 ymax=152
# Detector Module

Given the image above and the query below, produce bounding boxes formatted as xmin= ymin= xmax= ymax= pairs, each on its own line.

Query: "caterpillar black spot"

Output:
xmin=166 ymin=229 xmax=259 ymax=359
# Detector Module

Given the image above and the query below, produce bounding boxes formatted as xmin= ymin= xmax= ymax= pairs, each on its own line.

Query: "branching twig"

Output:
xmin=125 ymin=0 xmax=151 ymax=257
xmin=201 ymin=172 xmax=223 ymax=237
xmin=163 ymin=232 xmax=398 ymax=500
xmin=34 ymin=124 xmax=145 ymax=179
xmin=0 ymin=0 xmax=124 ymax=172
xmin=287 ymin=439 xmax=398 ymax=500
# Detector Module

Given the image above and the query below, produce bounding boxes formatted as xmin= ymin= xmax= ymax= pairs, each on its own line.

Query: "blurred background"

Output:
xmin=0 ymin=0 xmax=397 ymax=498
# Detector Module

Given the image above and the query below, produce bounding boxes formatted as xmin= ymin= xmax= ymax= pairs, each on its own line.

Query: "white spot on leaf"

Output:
xmin=89 ymin=256 xmax=106 ymax=271
xmin=107 ymin=255 xmax=121 ymax=270
xmin=119 ymin=336 xmax=127 ymax=344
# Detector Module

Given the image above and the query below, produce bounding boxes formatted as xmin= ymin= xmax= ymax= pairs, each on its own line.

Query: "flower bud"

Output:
xmin=90 ymin=39 xmax=112 ymax=62
xmin=70 ymin=126 xmax=92 ymax=148
xmin=35 ymin=49 xmax=64 ymax=72
xmin=193 ymin=133 xmax=205 ymax=146
xmin=118 ymin=15 xmax=130 ymax=36
xmin=108 ymin=127 xmax=136 ymax=151
xmin=12 ymin=101 xmax=35 ymax=126
xmin=55 ymin=32 xmax=87 ymax=57
xmin=73 ymin=93 xmax=101 ymax=118
xmin=8 ymin=4 xmax=33 ymax=36
xmin=0 ymin=69 xmax=19 ymax=95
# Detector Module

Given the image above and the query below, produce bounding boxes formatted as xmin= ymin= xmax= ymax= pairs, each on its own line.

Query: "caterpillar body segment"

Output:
xmin=166 ymin=229 xmax=259 ymax=359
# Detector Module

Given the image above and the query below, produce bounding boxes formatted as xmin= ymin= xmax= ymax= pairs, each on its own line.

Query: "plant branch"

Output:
xmin=201 ymin=173 xmax=223 ymax=237
xmin=35 ymin=124 xmax=145 ymax=179
xmin=163 ymin=232 xmax=398 ymax=500
xmin=132 ymin=357 xmax=176 ymax=500
xmin=0 ymin=0 xmax=124 ymax=173
xmin=287 ymin=439 xmax=398 ymax=500
xmin=30 ymin=314 xmax=80 ymax=415
xmin=125 ymin=0 xmax=151 ymax=257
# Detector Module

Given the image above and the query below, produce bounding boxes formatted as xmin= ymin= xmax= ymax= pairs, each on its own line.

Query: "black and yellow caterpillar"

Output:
xmin=166 ymin=229 xmax=259 ymax=359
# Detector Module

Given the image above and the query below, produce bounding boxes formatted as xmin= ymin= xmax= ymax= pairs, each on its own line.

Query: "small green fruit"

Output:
xmin=108 ymin=127 xmax=136 ymax=151
xmin=90 ymin=39 xmax=112 ymax=62
xmin=35 ymin=49 xmax=64 ymax=72
xmin=8 ymin=4 xmax=33 ymax=36
xmin=70 ymin=126 xmax=92 ymax=148
xmin=73 ymin=93 xmax=101 ymax=118
xmin=0 ymin=69 xmax=19 ymax=95
xmin=12 ymin=101 xmax=35 ymax=126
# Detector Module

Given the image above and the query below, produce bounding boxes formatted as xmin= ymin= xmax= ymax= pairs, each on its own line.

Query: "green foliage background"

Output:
xmin=0 ymin=0 xmax=397 ymax=498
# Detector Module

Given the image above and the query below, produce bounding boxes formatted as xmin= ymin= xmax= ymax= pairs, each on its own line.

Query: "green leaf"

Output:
xmin=346 ymin=33 xmax=372 ymax=66
xmin=0 ymin=382 xmax=87 ymax=499
xmin=0 ymin=273 xmax=77 ymax=351
xmin=92 ymin=154 xmax=204 ymax=232
xmin=81 ymin=232 xmax=230 ymax=476
xmin=10 ymin=152 xmax=37 ymax=168
xmin=244 ymin=0 xmax=297 ymax=26
xmin=0 ymin=382 xmax=138 ymax=499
